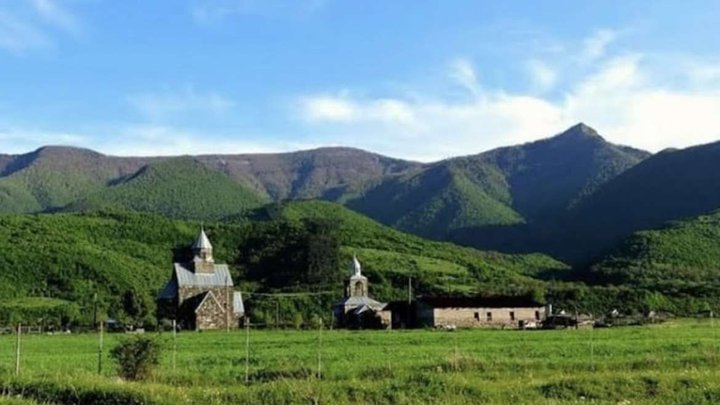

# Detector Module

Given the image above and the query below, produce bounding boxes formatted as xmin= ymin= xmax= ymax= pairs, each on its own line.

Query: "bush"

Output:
xmin=110 ymin=335 xmax=162 ymax=380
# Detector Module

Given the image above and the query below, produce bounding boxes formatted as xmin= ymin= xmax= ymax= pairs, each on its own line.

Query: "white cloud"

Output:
xmin=449 ymin=58 xmax=481 ymax=97
xmin=297 ymin=52 xmax=720 ymax=161
xmin=527 ymin=60 xmax=557 ymax=91
xmin=31 ymin=0 xmax=78 ymax=33
xmin=0 ymin=0 xmax=79 ymax=53
xmin=127 ymin=87 xmax=235 ymax=120
xmin=0 ymin=11 xmax=47 ymax=53
xmin=190 ymin=0 xmax=327 ymax=23
xmin=102 ymin=125 xmax=313 ymax=157
xmin=0 ymin=127 xmax=87 ymax=152
xmin=581 ymin=28 xmax=618 ymax=61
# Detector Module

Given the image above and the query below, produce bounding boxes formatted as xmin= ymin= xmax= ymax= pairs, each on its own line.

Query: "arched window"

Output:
xmin=354 ymin=281 xmax=364 ymax=296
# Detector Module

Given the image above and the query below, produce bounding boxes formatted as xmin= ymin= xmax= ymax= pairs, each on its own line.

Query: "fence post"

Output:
xmin=317 ymin=320 xmax=323 ymax=379
xmin=15 ymin=323 xmax=21 ymax=376
xmin=97 ymin=321 xmax=104 ymax=374
xmin=172 ymin=319 xmax=177 ymax=375
xmin=244 ymin=317 xmax=250 ymax=384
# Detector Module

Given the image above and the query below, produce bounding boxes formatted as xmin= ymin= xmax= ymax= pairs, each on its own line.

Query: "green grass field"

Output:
xmin=1 ymin=320 xmax=720 ymax=404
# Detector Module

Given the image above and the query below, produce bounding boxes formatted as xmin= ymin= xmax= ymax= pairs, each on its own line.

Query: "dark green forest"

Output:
xmin=1 ymin=200 xmax=720 ymax=328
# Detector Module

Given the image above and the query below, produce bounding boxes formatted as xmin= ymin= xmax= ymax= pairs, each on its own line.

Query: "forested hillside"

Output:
xmin=348 ymin=123 xmax=649 ymax=240
xmin=67 ymin=157 xmax=268 ymax=219
xmin=0 ymin=201 xmax=567 ymax=326
xmin=0 ymin=124 xmax=652 ymax=265
xmin=5 ymin=124 xmax=720 ymax=270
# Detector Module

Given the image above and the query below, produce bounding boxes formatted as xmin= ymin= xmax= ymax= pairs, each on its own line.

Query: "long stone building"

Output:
xmin=157 ymin=229 xmax=244 ymax=330
xmin=411 ymin=296 xmax=546 ymax=329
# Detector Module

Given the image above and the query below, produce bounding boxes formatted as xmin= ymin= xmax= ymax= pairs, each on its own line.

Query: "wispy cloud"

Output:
xmin=30 ymin=0 xmax=79 ymax=33
xmin=527 ymin=59 xmax=557 ymax=92
xmin=190 ymin=0 xmax=328 ymax=23
xmin=0 ymin=0 xmax=79 ymax=53
xmin=0 ymin=127 xmax=87 ymax=153
xmin=0 ymin=10 xmax=48 ymax=53
xmin=448 ymin=58 xmax=482 ymax=98
xmin=296 ymin=30 xmax=720 ymax=161
xmin=127 ymin=86 xmax=235 ymax=120
xmin=581 ymin=28 xmax=619 ymax=61
xmin=100 ymin=124 xmax=312 ymax=157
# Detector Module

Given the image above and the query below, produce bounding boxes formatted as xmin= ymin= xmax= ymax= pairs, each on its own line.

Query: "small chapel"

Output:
xmin=157 ymin=228 xmax=244 ymax=330
xmin=333 ymin=256 xmax=390 ymax=329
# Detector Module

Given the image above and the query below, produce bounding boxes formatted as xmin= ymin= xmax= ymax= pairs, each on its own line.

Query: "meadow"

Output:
xmin=0 ymin=320 xmax=720 ymax=404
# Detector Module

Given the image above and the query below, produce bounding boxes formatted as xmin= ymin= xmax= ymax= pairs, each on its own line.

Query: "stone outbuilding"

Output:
xmin=334 ymin=256 xmax=390 ymax=329
xmin=412 ymin=296 xmax=547 ymax=329
xmin=157 ymin=229 xmax=244 ymax=330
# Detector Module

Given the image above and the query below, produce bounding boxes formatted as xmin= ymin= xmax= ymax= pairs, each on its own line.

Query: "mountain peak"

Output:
xmin=557 ymin=123 xmax=603 ymax=140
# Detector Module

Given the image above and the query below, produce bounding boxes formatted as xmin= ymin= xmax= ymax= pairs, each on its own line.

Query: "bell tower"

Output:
xmin=346 ymin=256 xmax=368 ymax=298
xmin=192 ymin=228 xmax=215 ymax=273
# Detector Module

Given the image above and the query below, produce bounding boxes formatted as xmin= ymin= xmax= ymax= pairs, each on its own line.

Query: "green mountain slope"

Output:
xmin=0 ymin=201 xmax=568 ymax=324
xmin=478 ymin=123 xmax=649 ymax=220
xmin=350 ymin=123 xmax=649 ymax=243
xmin=557 ymin=140 xmax=720 ymax=262
xmin=67 ymin=157 xmax=268 ymax=220
xmin=347 ymin=162 xmax=523 ymax=239
xmin=196 ymin=147 xmax=422 ymax=202
xmin=0 ymin=124 xmax=654 ymax=265
xmin=586 ymin=211 xmax=720 ymax=313
xmin=0 ymin=146 xmax=155 ymax=213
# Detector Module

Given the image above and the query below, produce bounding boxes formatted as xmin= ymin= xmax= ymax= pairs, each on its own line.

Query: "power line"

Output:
xmin=244 ymin=291 xmax=338 ymax=297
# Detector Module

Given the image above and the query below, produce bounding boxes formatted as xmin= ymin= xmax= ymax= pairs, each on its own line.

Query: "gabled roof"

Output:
xmin=193 ymin=290 xmax=224 ymax=314
xmin=338 ymin=296 xmax=386 ymax=310
xmin=174 ymin=262 xmax=233 ymax=287
xmin=233 ymin=291 xmax=244 ymax=314
xmin=156 ymin=262 xmax=234 ymax=300
xmin=418 ymin=296 xmax=543 ymax=308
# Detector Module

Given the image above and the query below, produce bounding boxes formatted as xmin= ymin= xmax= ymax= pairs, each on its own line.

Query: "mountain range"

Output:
xmin=2 ymin=123 xmax=720 ymax=266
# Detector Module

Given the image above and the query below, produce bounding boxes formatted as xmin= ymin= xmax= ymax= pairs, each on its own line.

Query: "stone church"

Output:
xmin=334 ymin=256 xmax=390 ymax=329
xmin=157 ymin=229 xmax=244 ymax=330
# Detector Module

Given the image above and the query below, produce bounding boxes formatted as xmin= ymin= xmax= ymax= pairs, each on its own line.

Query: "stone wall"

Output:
xmin=423 ymin=306 xmax=546 ymax=328
xmin=178 ymin=286 xmax=240 ymax=330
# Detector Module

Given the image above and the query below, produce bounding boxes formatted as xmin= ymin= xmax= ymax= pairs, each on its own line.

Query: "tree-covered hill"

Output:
xmin=0 ymin=201 xmax=567 ymax=326
xmin=0 ymin=146 xmax=157 ymax=213
xmin=585 ymin=211 xmax=720 ymax=314
xmin=347 ymin=124 xmax=649 ymax=241
xmin=66 ymin=157 xmax=268 ymax=220
xmin=556 ymin=140 xmax=720 ymax=262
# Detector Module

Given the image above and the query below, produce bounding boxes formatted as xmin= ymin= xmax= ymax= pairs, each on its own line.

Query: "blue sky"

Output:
xmin=1 ymin=0 xmax=720 ymax=161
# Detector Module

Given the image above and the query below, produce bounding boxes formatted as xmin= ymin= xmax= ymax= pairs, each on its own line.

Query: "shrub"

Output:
xmin=110 ymin=335 xmax=162 ymax=380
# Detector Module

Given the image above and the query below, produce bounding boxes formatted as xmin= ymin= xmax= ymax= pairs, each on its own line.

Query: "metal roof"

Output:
xmin=417 ymin=296 xmax=543 ymax=308
xmin=192 ymin=229 xmax=213 ymax=250
xmin=338 ymin=296 xmax=386 ymax=309
xmin=350 ymin=256 xmax=362 ymax=276
xmin=174 ymin=263 xmax=234 ymax=287
xmin=233 ymin=291 xmax=244 ymax=314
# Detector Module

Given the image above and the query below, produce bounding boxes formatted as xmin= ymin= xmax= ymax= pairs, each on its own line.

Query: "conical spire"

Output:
xmin=193 ymin=227 xmax=213 ymax=251
xmin=192 ymin=227 xmax=214 ymax=268
xmin=350 ymin=255 xmax=362 ymax=277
